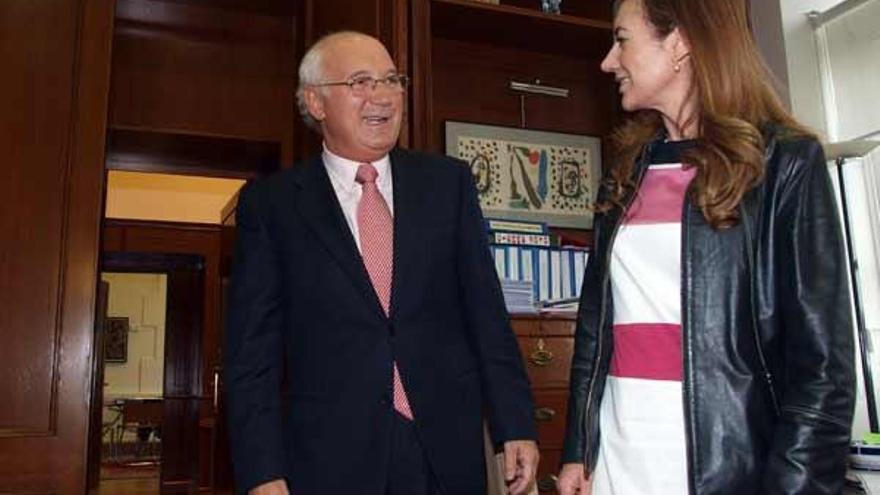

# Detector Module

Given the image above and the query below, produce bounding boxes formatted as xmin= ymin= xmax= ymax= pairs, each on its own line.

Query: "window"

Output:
xmin=812 ymin=0 xmax=880 ymax=141
xmin=813 ymin=0 xmax=880 ymax=439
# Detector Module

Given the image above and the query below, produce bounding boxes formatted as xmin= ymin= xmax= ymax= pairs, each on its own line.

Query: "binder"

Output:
xmin=507 ymin=246 xmax=521 ymax=281
xmin=492 ymin=246 xmax=507 ymax=280
xmin=520 ymin=248 xmax=535 ymax=284
xmin=537 ymin=249 xmax=551 ymax=302
xmin=561 ymin=249 xmax=573 ymax=299
xmin=573 ymin=249 xmax=586 ymax=297
xmin=550 ymin=249 xmax=562 ymax=300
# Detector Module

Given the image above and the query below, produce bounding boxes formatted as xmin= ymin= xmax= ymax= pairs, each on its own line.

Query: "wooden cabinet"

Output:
xmin=106 ymin=0 xmax=296 ymax=176
xmin=105 ymin=0 xmax=617 ymax=178
xmin=409 ymin=0 xmax=617 ymax=153
xmin=512 ymin=312 xmax=577 ymax=494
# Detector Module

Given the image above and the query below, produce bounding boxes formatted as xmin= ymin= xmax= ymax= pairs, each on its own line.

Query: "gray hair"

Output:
xmin=296 ymin=31 xmax=374 ymax=132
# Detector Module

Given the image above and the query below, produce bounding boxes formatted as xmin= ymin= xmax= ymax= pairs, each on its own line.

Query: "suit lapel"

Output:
xmin=292 ymin=156 xmax=386 ymax=318
xmin=389 ymin=149 xmax=424 ymax=320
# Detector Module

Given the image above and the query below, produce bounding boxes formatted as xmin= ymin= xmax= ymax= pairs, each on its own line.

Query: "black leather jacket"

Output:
xmin=562 ymin=126 xmax=856 ymax=494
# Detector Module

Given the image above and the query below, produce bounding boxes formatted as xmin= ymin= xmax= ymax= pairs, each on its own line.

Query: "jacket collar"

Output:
xmin=386 ymin=148 xmax=423 ymax=320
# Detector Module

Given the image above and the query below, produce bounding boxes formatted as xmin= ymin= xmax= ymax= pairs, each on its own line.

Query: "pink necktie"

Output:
xmin=355 ymin=163 xmax=414 ymax=420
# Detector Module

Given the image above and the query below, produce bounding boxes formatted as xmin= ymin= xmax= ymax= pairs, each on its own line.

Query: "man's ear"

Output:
xmin=303 ymin=86 xmax=326 ymax=122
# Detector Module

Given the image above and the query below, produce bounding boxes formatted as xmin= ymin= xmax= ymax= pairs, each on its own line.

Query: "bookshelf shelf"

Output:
xmin=430 ymin=0 xmax=612 ymax=58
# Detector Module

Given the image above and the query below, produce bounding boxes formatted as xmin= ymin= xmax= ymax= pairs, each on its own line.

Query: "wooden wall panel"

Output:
xmin=302 ymin=0 xmax=407 ymax=54
xmin=298 ymin=0 xmax=410 ymax=157
xmin=429 ymin=38 xmax=616 ymax=152
xmin=161 ymin=265 xmax=204 ymax=493
xmin=109 ymin=0 xmax=296 ymax=166
xmin=304 ymin=0 xmax=383 ymax=41
xmin=0 ymin=0 xmax=114 ymax=492
xmin=0 ymin=0 xmax=76 ymax=435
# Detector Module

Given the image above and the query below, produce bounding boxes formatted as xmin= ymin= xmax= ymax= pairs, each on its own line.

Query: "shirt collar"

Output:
xmin=322 ymin=144 xmax=392 ymax=193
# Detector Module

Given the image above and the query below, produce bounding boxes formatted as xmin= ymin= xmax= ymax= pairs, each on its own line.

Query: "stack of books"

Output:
xmin=485 ymin=218 xmax=589 ymax=309
xmin=499 ymin=279 xmax=536 ymax=314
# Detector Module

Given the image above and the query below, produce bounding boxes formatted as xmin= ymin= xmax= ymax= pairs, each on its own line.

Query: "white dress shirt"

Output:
xmin=322 ymin=145 xmax=395 ymax=253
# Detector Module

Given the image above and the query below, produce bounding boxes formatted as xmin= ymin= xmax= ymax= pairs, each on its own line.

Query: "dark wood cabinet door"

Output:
xmin=0 ymin=0 xmax=114 ymax=493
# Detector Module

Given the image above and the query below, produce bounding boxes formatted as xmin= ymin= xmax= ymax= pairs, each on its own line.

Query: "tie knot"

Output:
xmin=355 ymin=163 xmax=378 ymax=184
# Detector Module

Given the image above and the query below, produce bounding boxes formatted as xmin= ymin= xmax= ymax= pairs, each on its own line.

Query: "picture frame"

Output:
xmin=445 ymin=121 xmax=602 ymax=229
xmin=104 ymin=316 xmax=129 ymax=364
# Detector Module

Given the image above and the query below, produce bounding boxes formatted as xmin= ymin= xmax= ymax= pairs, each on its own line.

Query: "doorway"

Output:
xmin=88 ymin=252 xmax=205 ymax=495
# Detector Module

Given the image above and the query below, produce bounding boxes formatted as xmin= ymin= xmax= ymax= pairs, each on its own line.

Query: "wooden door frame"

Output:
xmin=86 ymin=281 xmax=110 ymax=491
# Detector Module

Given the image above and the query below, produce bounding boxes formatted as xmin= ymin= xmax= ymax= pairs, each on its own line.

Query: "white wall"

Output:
xmin=750 ymin=0 xmax=791 ymax=108
xmin=100 ymin=272 xmax=168 ymax=443
xmin=821 ymin=0 xmax=880 ymax=141
xmin=779 ymin=0 xmax=844 ymax=137
xmin=102 ymin=272 xmax=167 ymax=397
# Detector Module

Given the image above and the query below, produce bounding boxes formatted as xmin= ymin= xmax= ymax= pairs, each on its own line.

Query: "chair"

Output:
xmin=116 ymin=398 xmax=163 ymax=463
xmin=101 ymin=402 xmax=125 ymax=462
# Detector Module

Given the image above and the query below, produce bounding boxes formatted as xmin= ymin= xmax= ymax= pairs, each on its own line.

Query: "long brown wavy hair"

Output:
xmin=601 ymin=0 xmax=811 ymax=229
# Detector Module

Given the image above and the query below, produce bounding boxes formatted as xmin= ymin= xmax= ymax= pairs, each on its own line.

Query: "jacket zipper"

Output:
xmin=681 ymin=191 xmax=697 ymax=495
xmin=582 ymin=150 xmax=651 ymax=471
xmin=739 ymin=203 xmax=781 ymax=415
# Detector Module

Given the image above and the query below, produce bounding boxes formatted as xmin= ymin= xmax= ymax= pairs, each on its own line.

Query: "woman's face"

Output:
xmin=600 ymin=0 xmax=692 ymax=117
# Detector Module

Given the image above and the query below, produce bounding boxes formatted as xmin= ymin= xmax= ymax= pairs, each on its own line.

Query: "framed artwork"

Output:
xmin=104 ymin=316 xmax=129 ymax=364
xmin=445 ymin=121 xmax=602 ymax=229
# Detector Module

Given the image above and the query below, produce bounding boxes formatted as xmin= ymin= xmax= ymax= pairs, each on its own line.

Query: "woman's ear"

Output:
xmin=668 ymin=26 xmax=692 ymax=66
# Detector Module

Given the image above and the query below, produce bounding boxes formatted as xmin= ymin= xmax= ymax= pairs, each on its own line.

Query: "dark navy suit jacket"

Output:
xmin=224 ymin=148 xmax=537 ymax=495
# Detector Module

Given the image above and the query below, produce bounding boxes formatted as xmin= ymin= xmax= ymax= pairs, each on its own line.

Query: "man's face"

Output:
xmin=305 ymin=36 xmax=404 ymax=162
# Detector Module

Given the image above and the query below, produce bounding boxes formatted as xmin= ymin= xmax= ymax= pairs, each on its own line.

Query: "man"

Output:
xmin=224 ymin=31 xmax=539 ymax=495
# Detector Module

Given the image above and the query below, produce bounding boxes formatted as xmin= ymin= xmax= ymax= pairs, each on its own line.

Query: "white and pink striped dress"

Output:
xmin=592 ymin=142 xmax=696 ymax=495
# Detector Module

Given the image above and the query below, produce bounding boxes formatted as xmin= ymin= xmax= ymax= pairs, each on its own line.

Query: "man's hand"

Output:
xmin=249 ymin=479 xmax=289 ymax=495
xmin=556 ymin=463 xmax=591 ymax=495
xmin=503 ymin=439 xmax=539 ymax=495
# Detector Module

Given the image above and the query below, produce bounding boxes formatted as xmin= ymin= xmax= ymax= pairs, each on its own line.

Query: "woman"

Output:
xmin=557 ymin=0 xmax=855 ymax=494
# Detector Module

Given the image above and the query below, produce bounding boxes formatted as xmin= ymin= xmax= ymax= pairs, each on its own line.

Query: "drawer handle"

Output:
xmin=534 ymin=407 xmax=557 ymax=422
xmin=537 ymin=474 xmax=558 ymax=492
xmin=529 ymin=338 xmax=554 ymax=367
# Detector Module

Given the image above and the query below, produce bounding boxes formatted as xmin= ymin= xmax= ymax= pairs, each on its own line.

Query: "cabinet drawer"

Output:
xmin=511 ymin=316 xmax=575 ymax=338
xmin=536 ymin=448 xmax=562 ymax=494
xmin=539 ymin=318 xmax=575 ymax=337
xmin=518 ymin=336 xmax=573 ymax=388
xmin=533 ymin=389 xmax=568 ymax=449
xmin=511 ymin=318 xmax=540 ymax=336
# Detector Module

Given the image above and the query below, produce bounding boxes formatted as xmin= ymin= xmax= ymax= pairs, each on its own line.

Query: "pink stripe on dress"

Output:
xmin=609 ymin=323 xmax=682 ymax=381
xmin=624 ymin=166 xmax=696 ymax=225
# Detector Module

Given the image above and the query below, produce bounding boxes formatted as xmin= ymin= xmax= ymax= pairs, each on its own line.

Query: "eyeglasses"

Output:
xmin=313 ymin=74 xmax=409 ymax=95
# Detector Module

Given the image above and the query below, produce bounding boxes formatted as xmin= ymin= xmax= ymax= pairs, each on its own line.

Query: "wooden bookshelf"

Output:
xmin=430 ymin=0 xmax=612 ymax=58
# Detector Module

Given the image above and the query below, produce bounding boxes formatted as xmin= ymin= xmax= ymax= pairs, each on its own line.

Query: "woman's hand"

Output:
xmin=557 ymin=463 xmax=591 ymax=495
